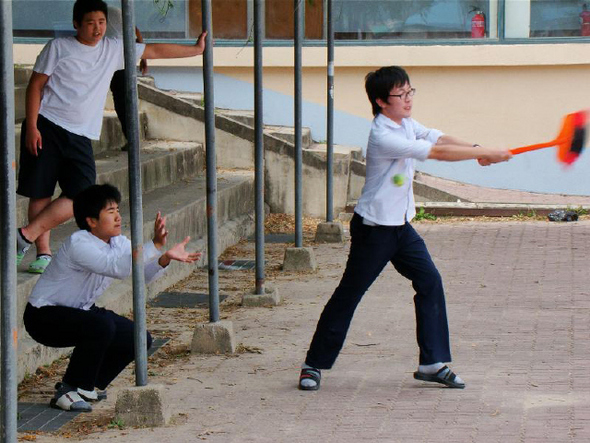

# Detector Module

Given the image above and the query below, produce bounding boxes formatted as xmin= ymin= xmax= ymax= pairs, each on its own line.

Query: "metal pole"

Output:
xmin=0 ymin=0 xmax=18 ymax=441
xmin=326 ymin=0 xmax=334 ymax=222
xmin=202 ymin=0 xmax=220 ymax=322
xmin=121 ymin=0 xmax=148 ymax=386
xmin=294 ymin=0 xmax=303 ymax=247
xmin=498 ymin=0 xmax=506 ymax=40
xmin=254 ymin=0 xmax=265 ymax=295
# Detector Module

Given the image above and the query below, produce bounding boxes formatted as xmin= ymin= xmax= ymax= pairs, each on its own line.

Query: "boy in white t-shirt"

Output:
xmin=16 ymin=0 xmax=207 ymax=274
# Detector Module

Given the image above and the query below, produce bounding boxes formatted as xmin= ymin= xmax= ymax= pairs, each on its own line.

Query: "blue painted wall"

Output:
xmin=149 ymin=67 xmax=588 ymax=196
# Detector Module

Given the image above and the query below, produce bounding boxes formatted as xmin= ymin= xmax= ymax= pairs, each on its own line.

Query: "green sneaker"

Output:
xmin=28 ymin=255 xmax=52 ymax=274
xmin=17 ymin=228 xmax=32 ymax=266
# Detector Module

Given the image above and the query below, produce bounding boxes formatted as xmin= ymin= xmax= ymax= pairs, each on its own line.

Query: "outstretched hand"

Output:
xmin=158 ymin=236 xmax=201 ymax=268
xmin=153 ymin=212 xmax=168 ymax=249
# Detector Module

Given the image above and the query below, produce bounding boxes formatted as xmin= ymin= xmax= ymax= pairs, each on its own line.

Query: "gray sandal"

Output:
xmin=413 ymin=365 xmax=465 ymax=389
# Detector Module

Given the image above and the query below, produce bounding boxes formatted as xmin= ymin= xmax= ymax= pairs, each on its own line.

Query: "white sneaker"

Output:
xmin=77 ymin=387 xmax=107 ymax=402
xmin=50 ymin=390 xmax=92 ymax=412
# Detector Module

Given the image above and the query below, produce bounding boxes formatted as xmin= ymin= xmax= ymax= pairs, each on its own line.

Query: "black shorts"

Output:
xmin=17 ymin=114 xmax=96 ymax=199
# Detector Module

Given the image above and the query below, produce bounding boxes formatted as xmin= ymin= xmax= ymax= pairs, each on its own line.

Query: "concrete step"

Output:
xmin=16 ymin=140 xmax=205 ymax=227
xmin=15 ymin=84 xmax=26 ymax=123
xmin=14 ymin=66 xmax=33 ymax=85
xmin=216 ymin=109 xmax=314 ymax=148
xmin=16 ymin=170 xmax=255 ymax=382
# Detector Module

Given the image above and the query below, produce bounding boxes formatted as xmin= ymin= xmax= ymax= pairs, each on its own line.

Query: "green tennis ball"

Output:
xmin=392 ymin=174 xmax=406 ymax=186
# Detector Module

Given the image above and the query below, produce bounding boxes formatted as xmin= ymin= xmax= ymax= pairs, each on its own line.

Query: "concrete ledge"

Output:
xmin=418 ymin=202 xmax=590 ymax=217
xmin=315 ymin=222 xmax=344 ymax=243
xmin=283 ymin=247 xmax=317 ymax=272
xmin=115 ymin=385 xmax=170 ymax=427
xmin=242 ymin=285 xmax=281 ymax=307
xmin=191 ymin=321 xmax=236 ymax=354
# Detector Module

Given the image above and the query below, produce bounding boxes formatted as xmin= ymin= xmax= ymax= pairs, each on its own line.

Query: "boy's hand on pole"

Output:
xmin=195 ymin=31 xmax=208 ymax=54
xmin=152 ymin=212 xmax=168 ymax=249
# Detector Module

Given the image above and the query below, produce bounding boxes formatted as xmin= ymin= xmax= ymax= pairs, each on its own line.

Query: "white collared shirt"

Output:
xmin=28 ymin=230 xmax=165 ymax=310
xmin=355 ymin=113 xmax=443 ymax=226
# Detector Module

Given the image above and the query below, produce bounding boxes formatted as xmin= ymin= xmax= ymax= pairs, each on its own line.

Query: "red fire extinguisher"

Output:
xmin=471 ymin=8 xmax=485 ymax=39
xmin=581 ymin=4 xmax=590 ymax=37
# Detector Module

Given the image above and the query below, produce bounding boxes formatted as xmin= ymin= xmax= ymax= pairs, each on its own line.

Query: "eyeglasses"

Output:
xmin=389 ymin=88 xmax=416 ymax=100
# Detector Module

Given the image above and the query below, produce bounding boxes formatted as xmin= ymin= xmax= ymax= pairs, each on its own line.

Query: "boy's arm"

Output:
xmin=142 ymin=31 xmax=207 ymax=60
xmin=25 ymin=72 xmax=49 ymax=156
xmin=428 ymin=137 xmax=512 ymax=164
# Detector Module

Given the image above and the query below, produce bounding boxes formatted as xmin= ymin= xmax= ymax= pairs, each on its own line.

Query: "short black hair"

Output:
xmin=73 ymin=184 xmax=121 ymax=231
xmin=73 ymin=0 xmax=108 ymax=27
xmin=365 ymin=66 xmax=411 ymax=117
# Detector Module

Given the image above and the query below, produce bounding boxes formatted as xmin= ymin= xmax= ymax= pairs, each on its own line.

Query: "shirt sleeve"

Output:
xmin=412 ymin=119 xmax=444 ymax=145
xmin=369 ymin=129 xmax=433 ymax=162
xmin=143 ymin=240 xmax=166 ymax=284
xmin=33 ymin=40 xmax=59 ymax=76
xmin=114 ymin=39 xmax=146 ymax=70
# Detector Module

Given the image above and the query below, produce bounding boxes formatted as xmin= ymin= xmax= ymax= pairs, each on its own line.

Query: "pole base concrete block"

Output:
xmin=191 ymin=320 xmax=236 ymax=354
xmin=115 ymin=385 xmax=170 ymax=427
xmin=283 ymin=247 xmax=317 ymax=272
xmin=314 ymin=221 xmax=344 ymax=243
xmin=242 ymin=285 xmax=281 ymax=307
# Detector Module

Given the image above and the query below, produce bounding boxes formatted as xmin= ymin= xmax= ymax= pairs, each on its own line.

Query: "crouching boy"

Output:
xmin=23 ymin=184 xmax=200 ymax=412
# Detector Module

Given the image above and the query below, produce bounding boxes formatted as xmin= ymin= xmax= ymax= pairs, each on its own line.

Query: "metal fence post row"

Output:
xmin=254 ymin=0 xmax=265 ymax=295
xmin=294 ymin=0 xmax=303 ymax=247
xmin=326 ymin=0 xmax=334 ymax=222
xmin=121 ymin=0 xmax=148 ymax=387
xmin=201 ymin=0 xmax=220 ymax=322
xmin=1 ymin=1 xmax=18 ymax=441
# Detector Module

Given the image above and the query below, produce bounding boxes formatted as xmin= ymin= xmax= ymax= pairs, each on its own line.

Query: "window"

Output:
xmin=333 ymin=0 xmax=491 ymax=40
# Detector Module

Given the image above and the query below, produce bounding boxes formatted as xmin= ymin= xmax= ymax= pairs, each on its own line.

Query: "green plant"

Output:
xmin=108 ymin=418 xmax=125 ymax=430
xmin=568 ymin=206 xmax=588 ymax=216
xmin=414 ymin=207 xmax=436 ymax=221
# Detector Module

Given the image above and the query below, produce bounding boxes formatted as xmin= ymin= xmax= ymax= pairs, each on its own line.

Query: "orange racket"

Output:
xmin=509 ymin=110 xmax=587 ymax=165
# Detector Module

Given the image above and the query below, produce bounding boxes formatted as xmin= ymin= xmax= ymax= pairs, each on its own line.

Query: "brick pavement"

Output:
xmin=32 ymin=220 xmax=590 ymax=443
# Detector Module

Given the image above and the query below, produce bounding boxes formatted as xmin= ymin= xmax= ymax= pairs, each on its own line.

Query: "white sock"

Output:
xmin=300 ymin=363 xmax=319 ymax=388
xmin=419 ymin=363 xmax=464 ymax=384
xmin=418 ymin=362 xmax=445 ymax=374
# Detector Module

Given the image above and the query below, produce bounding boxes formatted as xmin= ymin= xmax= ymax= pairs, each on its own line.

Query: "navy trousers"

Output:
xmin=305 ymin=213 xmax=451 ymax=369
xmin=24 ymin=303 xmax=152 ymax=391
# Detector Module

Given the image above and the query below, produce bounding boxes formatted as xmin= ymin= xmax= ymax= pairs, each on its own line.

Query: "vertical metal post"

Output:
xmin=498 ymin=0 xmax=506 ymax=40
xmin=202 ymin=0 xmax=220 ymax=322
xmin=294 ymin=0 xmax=303 ymax=247
xmin=254 ymin=0 xmax=265 ymax=295
xmin=121 ymin=0 xmax=147 ymax=386
xmin=0 ymin=1 xmax=18 ymax=441
xmin=326 ymin=0 xmax=334 ymax=222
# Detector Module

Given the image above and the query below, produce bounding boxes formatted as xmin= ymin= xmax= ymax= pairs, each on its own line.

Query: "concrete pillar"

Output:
xmin=191 ymin=320 xmax=236 ymax=354
xmin=242 ymin=285 xmax=281 ymax=307
xmin=115 ymin=385 xmax=170 ymax=427
xmin=283 ymin=247 xmax=317 ymax=272
xmin=314 ymin=221 xmax=344 ymax=243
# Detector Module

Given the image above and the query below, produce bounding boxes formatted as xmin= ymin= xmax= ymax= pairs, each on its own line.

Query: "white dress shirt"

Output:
xmin=29 ymin=230 xmax=165 ymax=310
xmin=355 ymin=113 xmax=443 ymax=226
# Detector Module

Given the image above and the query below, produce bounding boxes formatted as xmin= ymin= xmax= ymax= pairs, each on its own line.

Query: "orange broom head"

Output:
xmin=556 ymin=110 xmax=587 ymax=165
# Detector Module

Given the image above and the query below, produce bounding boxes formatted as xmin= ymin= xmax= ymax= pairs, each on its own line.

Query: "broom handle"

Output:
xmin=509 ymin=139 xmax=561 ymax=155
